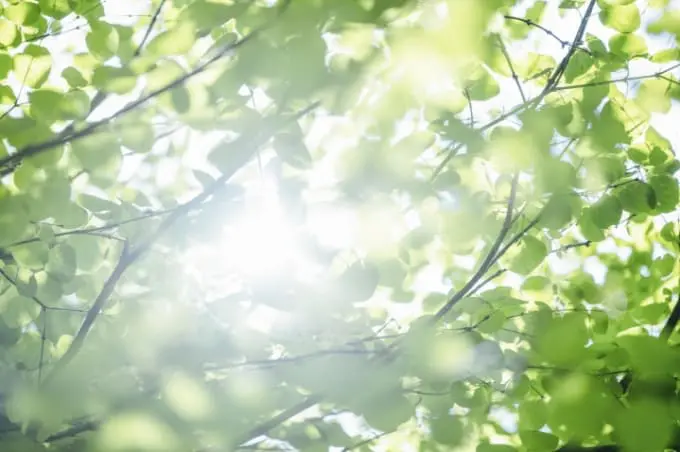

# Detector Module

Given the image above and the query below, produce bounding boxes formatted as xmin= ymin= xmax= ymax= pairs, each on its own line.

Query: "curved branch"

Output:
xmin=0 ymin=0 xmax=294 ymax=175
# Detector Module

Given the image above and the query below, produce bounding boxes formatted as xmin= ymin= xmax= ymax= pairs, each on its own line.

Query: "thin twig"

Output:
xmin=661 ymin=291 xmax=680 ymax=341
xmin=3 ymin=207 xmax=178 ymax=249
xmin=0 ymin=267 xmax=47 ymax=309
xmin=433 ymin=173 xmax=520 ymax=321
xmin=228 ymin=397 xmax=321 ymax=451
xmin=538 ymin=0 xmax=597 ymax=98
xmin=38 ymin=307 xmax=47 ymax=383
xmin=134 ymin=0 xmax=168 ymax=57
xmin=0 ymin=0 xmax=294 ymax=174
xmin=43 ymin=100 xmax=320 ymax=386
xmin=342 ymin=431 xmax=395 ymax=451
xmin=552 ymin=62 xmax=680 ymax=91
xmin=551 ymin=240 xmax=591 ymax=254
xmin=496 ymin=35 xmax=526 ymax=102
xmin=503 ymin=15 xmax=591 ymax=55
xmin=42 ymin=241 xmax=131 ymax=384
xmin=432 ymin=0 xmax=597 ymax=180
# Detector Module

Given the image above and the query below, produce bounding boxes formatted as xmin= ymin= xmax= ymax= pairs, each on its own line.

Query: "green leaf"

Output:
xmin=653 ymin=254 xmax=676 ymax=276
xmin=147 ymin=22 xmax=197 ymax=57
xmin=609 ymin=33 xmax=647 ymax=57
xmin=477 ymin=311 xmax=506 ymax=334
xmin=86 ymin=22 xmax=120 ymax=60
xmin=3 ymin=296 xmax=41 ymax=329
xmin=430 ymin=415 xmax=467 ymax=447
xmin=0 ymin=18 xmax=19 ymax=47
xmin=615 ymin=180 xmax=656 ymax=213
xmin=535 ymin=314 xmax=589 ymax=366
xmin=45 ymin=243 xmax=77 ymax=282
xmin=508 ymin=1 xmax=546 ymax=39
xmin=97 ymin=413 xmax=181 ymax=452
xmin=648 ymin=10 xmax=680 ymax=35
xmin=663 ymin=159 xmax=680 ymax=175
xmin=273 ymin=133 xmax=312 ymax=169
xmin=536 ymin=159 xmax=577 ymax=194
xmin=332 ymin=261 xmax=379 ymax=303
xmin=359 ymin=393 xmax=413 ymax=432
xmin=590 ymin=195 xmax=622 ymax=229
xmin=467 ymin=66 xmax=500 ymax=101
xmin=11 ymin=241 xmax=49 ymax=270
xmin=636 ymin=79 xmax=672 ymax=113
xmin=70 ymin=132 xmax=122 ymax=183
xmin=39 ymin=0 xmax=70 ymax=19
xmin=540 ymin=195 xmax=573 ymax=230
xmin=586 ymin=33 xmax=608 ymax=56
xmin=564 ymin=52 xmax=594 ymax=82
xmin=519 ymin=400 xmax=548 ymax=430
xmin=477 ymin=443 xmax=517 ymax=452
xmin=515 ymin=53 xmax=556 ymax=81
xmin=519 ymin=430 xmax=559 ymax=451
xmin=178 ymin=0 xmax=235 ymax=29
xmin=5 ymin=2 xmax=41 ymax=25
xmin=648 ymin=173 xmax=679 ymax=213
xmin=92 ymin=65 xmax=137 ymax=94
xmin=13 ymin=45 xmax=52 ymax=88
xmin=599 ymin=4 xmax=641 ymax=33
xmin=0 ymin=53 xmax=11 ymax=80
xmin=146 ymin=60 xmax=185 ymax=91
xmin=616 ymin=398 xmax=673 ymax=451
xmin=599 ymin=0 xmax=636 ymax=4
xmin=616 ymin=334 xmax=678 ymax=377
xmin=0 ymin=320 xmax=20 ymax=346
xmin=61 ymin=90 xmax=91 ymax=119
xmin=62 ymin=67 xmax=88 ymax=88
xmin=649 ymin=147 xmax=668 ymax=166
xmin=660 ymin=222 xmax=679 ymax=249
xmin=117 ymin=114 xmax=155 ymax=153
xmin=650 ymin=48 xmax=680 ymax=63
xmin=522 ymin=276 xmax=551 ymax=291
xmin=29 ymin=89 xmax=64 ymax=122
xmin=510 ymin=236 xmax=547 ymax=275
xmin=170 ymin=86 xmax=191 ymax=114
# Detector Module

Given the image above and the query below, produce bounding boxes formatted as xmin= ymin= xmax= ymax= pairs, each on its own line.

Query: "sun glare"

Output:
xmin=183 ymin=175 xmax=325 ymax=293
xmin=221 ymin=181 xmax=301 ymax=277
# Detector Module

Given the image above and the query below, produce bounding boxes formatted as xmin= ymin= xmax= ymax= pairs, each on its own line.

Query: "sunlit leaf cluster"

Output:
xmin=0 ymin=0 xmax=678 ymax=451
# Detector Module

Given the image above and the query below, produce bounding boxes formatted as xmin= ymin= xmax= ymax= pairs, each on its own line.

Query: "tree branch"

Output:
xmin=503 ymin=15 xmax=591 ymax=55
xmin=553 ymin=62 xmax=680 ymax=92
xmin=538 ymin=0 xmax=597 ymax=97
xmin=433 ymin=173 xmax=520 ymax=321
xmin=433 ymin=0 xmax=597 ymax=179
xmin=43 ymin=241 xmax=131 ymax=384
xmin=0 ymin=0 xmax=293 ymax=175
xmin=227 ymin=397 xmax=320 ymax=451
xmin=42 ymin=99 xmax=320 ymax=385
xmin=134 ymin=0 xmax=168 ymax=57
xmin=661 ymin=290 xmax=680 ymax=341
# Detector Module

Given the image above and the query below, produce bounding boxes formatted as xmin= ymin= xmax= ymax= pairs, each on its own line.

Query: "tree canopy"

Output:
xmin=0 ymin=0 xmax=679 ymax=451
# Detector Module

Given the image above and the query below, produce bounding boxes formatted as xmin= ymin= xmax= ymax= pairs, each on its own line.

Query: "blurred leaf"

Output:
xmin=13 ymin=45 xmax=51 ymax=88
xmin=510 ymin=236 xmax=547 ymax=275
xmin=273 ymin=133 xmax=312 ymax=169
xmin=600 ymin=4 xmax=641 ymax=32
xmin=5 ymin=2 xmax=41 ymax=25
xmin=615 ymin=180 xmax=656 ymax=213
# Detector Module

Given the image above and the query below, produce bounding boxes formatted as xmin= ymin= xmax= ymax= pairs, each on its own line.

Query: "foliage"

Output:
xmin=0 ymin=0 xmax=678 ymax=451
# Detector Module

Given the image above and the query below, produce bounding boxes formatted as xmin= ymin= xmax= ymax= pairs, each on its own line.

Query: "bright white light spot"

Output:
xmin=245 ymin=304 xmax=281 ymax=335
xmin=583 ymin=256 xmax=607 ymax=285
xmin=185 ymin=176 xmax=323 ymax=285
xmin=306 ymin=204 xmax=357 ymax=249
